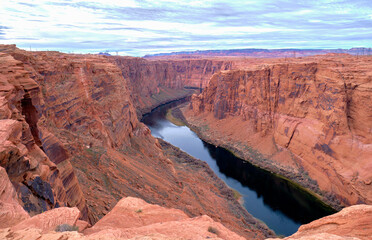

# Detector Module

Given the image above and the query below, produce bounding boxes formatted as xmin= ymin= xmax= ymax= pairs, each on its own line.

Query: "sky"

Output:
xmin=0 ymin=0 xmax=371 ymax=56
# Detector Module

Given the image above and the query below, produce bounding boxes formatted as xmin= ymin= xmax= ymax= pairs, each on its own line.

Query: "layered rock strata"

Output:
xmin=187 ymin=55 xmax=372 ymax=208
xmin=113 ymin=57 xmax=232 ymax=114
xmin=0 ymin=50 xmax=88 ymax=218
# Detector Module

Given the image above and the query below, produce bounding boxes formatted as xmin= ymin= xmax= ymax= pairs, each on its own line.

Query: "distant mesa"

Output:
xmin=144 ymin=47 xmax=372 ymax=59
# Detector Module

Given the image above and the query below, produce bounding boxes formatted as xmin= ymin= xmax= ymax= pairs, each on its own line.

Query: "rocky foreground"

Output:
xmin=187 ymin=54 xmax=372 ymax=209
xmin=0 ymin=166 xmax=244 ymax=239
xmin=1 ymin=164 xmax=371 ymax=239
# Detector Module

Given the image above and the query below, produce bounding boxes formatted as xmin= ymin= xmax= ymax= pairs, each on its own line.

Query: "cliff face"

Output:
xmin=0 ymin=45 xmax=273 ymax=239
xmin=188 ymin=55 xmax=372 ymax=208
xmin=113 ymin=57 xmax=232 ymax=113
xmin=0 ymin=51 xmax=88 ymax=218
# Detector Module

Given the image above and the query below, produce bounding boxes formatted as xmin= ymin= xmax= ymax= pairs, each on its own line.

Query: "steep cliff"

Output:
xmin=0 ymin=50 xmax=88 ymax=219
xmin=187 ymin=55 xmax=372 ymax=208
xmin=113 ymin=56 xmax=232 ymax=114
xmin=0 ymin=45 xmax=273 ymax=239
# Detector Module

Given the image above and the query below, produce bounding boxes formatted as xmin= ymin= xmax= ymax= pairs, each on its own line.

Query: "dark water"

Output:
xmin=142 ymin=100 xmax=336 ymax=236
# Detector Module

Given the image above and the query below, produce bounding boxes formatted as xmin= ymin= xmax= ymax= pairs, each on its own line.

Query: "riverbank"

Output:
xmin=141 ymin=98 xmax=276 ymax=238
xmin=167 ymin=103 xmax=338 ymax=212
xmin=158 ymin=138 xmax=275 ymax=238
xmin=137 ymin=87 xmax=197 ymax=118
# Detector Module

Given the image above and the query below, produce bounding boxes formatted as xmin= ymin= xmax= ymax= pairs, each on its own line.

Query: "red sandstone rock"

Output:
xmin=113 ymin=57 xmax=232 ymax=113
xmin=0 ymin=166 xmax=29 ymax=228
xmin=85 ymin=197 xmax=244 ymax=239
xmin=187 ymin=55 xmax=372 ymax=208
xmin=84 ymin=197 xmax=188 ymax=235
xmin=75 ymin=220 xmax=91 ymax=232
xmin=11 ymin=206 xmax=80 ymax=233
xmin=0 ymin=197 xmax=245 ymax=239
xmin=268 ymin=204 xmax=372 ymax=240
xmin=89 ymin=215 xmax=245 ymax=240
xmin=0 ymin=51 xmax=83 ymax=217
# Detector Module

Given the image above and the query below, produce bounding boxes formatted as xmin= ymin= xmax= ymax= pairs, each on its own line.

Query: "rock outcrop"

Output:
xmin=268 ymin=204 xmax=372 ymax=240
xmin=84 ymin=196 xmax=245 ymax=240
xmin=1 ymin=197 xmax=371 ymax=240
xmin=0 ymin=166 xmax=30 ymax=228
xmin=11 ymin=207 xmax=80 ymax=233
xmin=187 ymin=55 xmax=372 ymax=208
xmin=0 ymin=196 xmax=246 ymax=240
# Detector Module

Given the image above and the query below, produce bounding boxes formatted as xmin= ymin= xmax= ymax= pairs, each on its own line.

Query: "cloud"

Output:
xmin=0 ymin=0 xmax=371 ymax=56
xmin=0 ymin=25 xmax=10 ymax=39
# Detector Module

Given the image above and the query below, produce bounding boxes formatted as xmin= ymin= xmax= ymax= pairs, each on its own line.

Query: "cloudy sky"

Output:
xmin=0 ymin=0 xmax=371 ymax=56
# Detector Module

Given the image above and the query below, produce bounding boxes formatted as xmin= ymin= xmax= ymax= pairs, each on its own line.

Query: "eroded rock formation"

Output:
xmin=187 ymin=55 xmax=372 ymax=208
xmin=0 ymin=50 xmax=87 ymax=218
xmin=0 ymin=196 xmax=246 ymax=240
xmin=1 ymin=197 xmax=371 ymax=240
xmin=0 ymin=166 xmax=29 ymax=228
xmin=268 ymin=204 xmax=372 ymax=240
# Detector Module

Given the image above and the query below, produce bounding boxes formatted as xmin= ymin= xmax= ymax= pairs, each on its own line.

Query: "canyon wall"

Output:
xmin=188 ymin=55 xmax=372 ymax=208
xmin=0 ymin=50 xmax=88 ymax=219
xmin=113 ymin=57 xmax=232 ymax=114
xmin=0 ymin=45 xmax=273 ymax=239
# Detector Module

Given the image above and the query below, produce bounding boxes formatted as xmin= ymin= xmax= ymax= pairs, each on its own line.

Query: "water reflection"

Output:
xmin=142 ymin=100 xmax=335 ymax=236
xmin=205 ymin=143 xmax=335 ymax=222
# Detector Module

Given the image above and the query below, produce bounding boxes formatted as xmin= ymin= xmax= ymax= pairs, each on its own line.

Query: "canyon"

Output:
xmin=0 ymin=44 xmax=371 ymax=239
xmin=186 ymin=54 xmax=372 ymax=209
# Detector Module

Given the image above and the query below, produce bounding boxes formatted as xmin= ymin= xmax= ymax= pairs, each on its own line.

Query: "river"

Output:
xmin=142 ymin=99 xmax=335 ymax=236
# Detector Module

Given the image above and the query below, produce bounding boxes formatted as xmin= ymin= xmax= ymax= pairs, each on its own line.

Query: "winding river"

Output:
xmin=142 ymin=99 xmax=335 ymax=236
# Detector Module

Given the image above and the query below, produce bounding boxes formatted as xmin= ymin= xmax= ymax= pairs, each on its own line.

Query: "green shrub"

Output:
xmin=55 ymin=224 xmax=79 ymax=232
xmin=208 ymin=226 xmax=219 ymax=235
